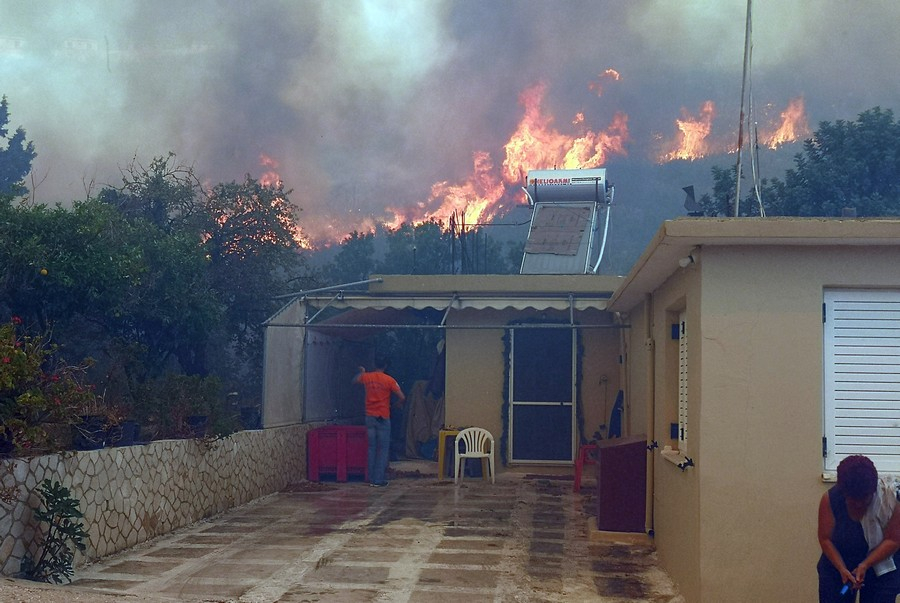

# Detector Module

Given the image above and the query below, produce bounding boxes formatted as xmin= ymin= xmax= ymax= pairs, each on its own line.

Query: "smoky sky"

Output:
xmin=2 ymin=0 xmax=899 ymax=243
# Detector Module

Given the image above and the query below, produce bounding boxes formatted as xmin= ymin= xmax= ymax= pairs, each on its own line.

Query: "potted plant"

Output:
xmin=71 ymin=395 xmax=125 ymax=451
xmin=140 ymin=373 xmax=223 ymax=439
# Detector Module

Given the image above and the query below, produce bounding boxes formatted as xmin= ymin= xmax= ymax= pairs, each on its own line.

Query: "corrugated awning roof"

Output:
xmin=266 ymin=290 xmax=612 ymax=323
xmin=264 ymin=291 xmax=616 ymax=340
xmin=263 ymin=274 xmax=623 ymax=337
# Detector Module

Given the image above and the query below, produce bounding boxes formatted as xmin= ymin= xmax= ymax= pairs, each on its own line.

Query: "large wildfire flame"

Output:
xmin=659 ymin=101 xmax=717 ymax=162
xmin=382 ymin=80 xmax=629 ymax=234
xmin=761 ymin=97 xmax=810 ymax=149
xmin=258 ymin=77 xmax=808 ymax=247
xmin=502 ymin=82 xmax=629 ymax=183
xmin=655 ymin=96 xmax=809 ymax=163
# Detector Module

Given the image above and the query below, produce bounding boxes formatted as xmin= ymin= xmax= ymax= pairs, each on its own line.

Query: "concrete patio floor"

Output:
xmin=15 ymin=462 xmax=684 ymax=602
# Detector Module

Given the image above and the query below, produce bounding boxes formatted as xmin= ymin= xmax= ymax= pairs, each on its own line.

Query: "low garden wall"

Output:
xmin=0 ymin=423 xmax=311 ymax=577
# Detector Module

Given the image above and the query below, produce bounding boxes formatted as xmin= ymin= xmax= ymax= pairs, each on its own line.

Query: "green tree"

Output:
xmin=97 ymin=155 xmax=223 ymax=376
xmin=378 ymin=220 xmax=451 ymax=275
xmin=776 ymin=107 xmax=900 ymax=216
xmin=111 ymin=220 xmax=222 ymax=377
xmin=203 ymin=175 xmax=308 ymax=393
xmin=700 ymin=107 xmax=900 ymax=217
xmin=99 ymin=153 xmax=204 ymax=233
xmin=100 ymin=159 xmax=310 ymax=393
xmin=0 ymin=200 xmax=139 ymax=331
xmin=696 ymin=166 xmax=780 ymax=218
xmin=0 ymin=96 xmax=36 ymax=201
xmin=0 ymin=197 xmax=221 ymax=385
xmin=325 ymin=230 xmax=377 ymax=283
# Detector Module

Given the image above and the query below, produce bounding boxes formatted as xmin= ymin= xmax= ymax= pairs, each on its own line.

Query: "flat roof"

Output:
xmin=608 ymin=217 xmax=900 ymax=311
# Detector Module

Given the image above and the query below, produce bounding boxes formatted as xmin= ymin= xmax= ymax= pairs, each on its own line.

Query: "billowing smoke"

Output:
xmin=2 ymin=0 xmax=899 ymax=246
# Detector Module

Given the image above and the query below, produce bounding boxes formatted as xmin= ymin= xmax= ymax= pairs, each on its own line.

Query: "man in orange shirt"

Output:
xmin=354 ymin=355 xmax=405 ymax=487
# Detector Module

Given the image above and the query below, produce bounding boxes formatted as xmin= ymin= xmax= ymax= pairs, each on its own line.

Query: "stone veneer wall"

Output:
xmin=0 ymin=423 xmax=311 ymax=577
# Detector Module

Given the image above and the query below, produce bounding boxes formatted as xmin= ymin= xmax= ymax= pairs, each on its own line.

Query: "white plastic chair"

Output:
xmin=454 ymin=427 xmax=495 ymax=484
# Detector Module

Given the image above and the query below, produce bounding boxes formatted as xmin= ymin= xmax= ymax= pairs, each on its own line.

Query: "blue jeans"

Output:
xmin=366 ymin=415 xmax=391 ymax=484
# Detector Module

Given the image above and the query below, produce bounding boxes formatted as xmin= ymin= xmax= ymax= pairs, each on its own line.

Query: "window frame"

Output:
xmin=677 ymin=311 xmax=688 ymax=454
xmin=823 ymin=288 xmax=900 ymax=474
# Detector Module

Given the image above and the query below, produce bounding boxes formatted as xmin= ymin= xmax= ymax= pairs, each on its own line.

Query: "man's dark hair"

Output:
xmin=374 ymin=354 xmax=389 ymax=370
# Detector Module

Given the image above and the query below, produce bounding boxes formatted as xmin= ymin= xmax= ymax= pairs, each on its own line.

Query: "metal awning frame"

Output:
xmin=264 ymin=291 xmax=629 ymax=332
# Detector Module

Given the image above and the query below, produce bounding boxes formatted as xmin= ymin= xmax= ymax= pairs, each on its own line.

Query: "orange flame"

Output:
xmin=283 ymin=84 xmax=809 ymax=247
xmin=255 ymin=153 xmax=312 ymax=249
xmin=379 ymin=81 xmax=629 ymax=231
xmin=659 ymin=101 xmax=717 ymax=162
xmin=258 ymin=153 xmax=283 ymax=187
xmin=386 ymin=151 xmax=506 ymax=227
xmin=502 ymin=82 xmax=629 ymax=183
xmin=761 ymin=97 xmax=810 ymax=149
xmin=563 ymin=111 xmax=629 ymax=168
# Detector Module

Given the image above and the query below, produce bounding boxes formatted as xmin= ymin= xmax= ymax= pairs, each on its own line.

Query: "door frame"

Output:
xmin=507 ymin=324 xmax=577 ymax=465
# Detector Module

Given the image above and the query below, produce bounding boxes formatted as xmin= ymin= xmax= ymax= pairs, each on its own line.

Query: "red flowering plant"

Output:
xmin=0 ymin=318 xmax=106 ymax=455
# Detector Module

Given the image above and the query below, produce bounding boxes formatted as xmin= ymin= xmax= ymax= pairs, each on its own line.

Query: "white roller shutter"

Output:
xmin=678 ymin=312 xmax=688 ymax=453
xmin=824 ymin=289 xmax=900 ymax=472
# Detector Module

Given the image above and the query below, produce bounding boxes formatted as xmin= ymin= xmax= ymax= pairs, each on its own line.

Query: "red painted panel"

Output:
xmin=307 ymin=426 xmax=368 ymax=482
xmin=595 ymin=435 xmax=647 ymax=533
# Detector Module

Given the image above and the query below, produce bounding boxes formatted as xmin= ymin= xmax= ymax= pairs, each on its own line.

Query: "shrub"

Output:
xmin=20 ymin=479 xmax=88 ymax=583
xmin=0 ymin=318 xmax=102 ymax=455
xmin=133 ymin=373 xmax=230 ymax=440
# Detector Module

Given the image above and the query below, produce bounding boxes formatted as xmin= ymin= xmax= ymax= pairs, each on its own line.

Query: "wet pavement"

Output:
xmin=60 ymin=464 xmax=682 ymax=602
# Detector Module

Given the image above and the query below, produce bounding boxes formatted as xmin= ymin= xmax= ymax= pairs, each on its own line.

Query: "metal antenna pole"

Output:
xmin=734 ymin=0 xmax=753 ymax=216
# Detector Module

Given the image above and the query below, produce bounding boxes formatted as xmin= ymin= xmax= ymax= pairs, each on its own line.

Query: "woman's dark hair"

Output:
xmin=837 ymin=455 xmax=878 ymax=500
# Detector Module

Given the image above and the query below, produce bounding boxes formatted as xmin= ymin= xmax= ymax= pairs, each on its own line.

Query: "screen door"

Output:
xmin=508 ymin=326 xmax=575 ymax=463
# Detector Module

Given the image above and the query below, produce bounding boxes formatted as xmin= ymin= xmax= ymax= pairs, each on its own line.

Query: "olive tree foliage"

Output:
xmin=1 ymin=151 xmax=310 ymax=406
xmin=323 ymin=218 xmax=519 ymax=284
xmin=378 ymin=220 xmax=452 ymax=275
xmin=777 ymin=107 xmax=900 ymax=217
xmin=324 ymin=230 xmax=377 ymax=285
xmin=99 ymin=153 xmax=205 ymax=233
xmin=0 ymin=96 xmax=36 ymax=201
xmin=99 ymin=157 xmax=309 ymax=394
xmin=698 ymin=107 xmax=900 ymax=217
xmin=202 ymin=175 xmax=307 ymax=390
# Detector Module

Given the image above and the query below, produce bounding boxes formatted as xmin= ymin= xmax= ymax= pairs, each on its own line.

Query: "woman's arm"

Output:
xmin=852 ymin=501 xmax=900 ymax=582
xmin=819 ymin=492 xmax=858 ymax=588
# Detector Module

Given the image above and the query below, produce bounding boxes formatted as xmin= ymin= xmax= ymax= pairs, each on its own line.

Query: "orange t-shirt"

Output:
xmin=358 ymin=371 xmax=402 ymax=419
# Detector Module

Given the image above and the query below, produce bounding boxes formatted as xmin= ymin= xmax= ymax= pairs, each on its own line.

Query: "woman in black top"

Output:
xmin=818 ymin=455 xmax=900 ymax=602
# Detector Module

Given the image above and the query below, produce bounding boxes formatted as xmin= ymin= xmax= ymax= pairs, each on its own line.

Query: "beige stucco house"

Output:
xmin=263 ymin=217 xmax=900 ymax=602
xmin=608 ymin=217 xmax=900 ymax=602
